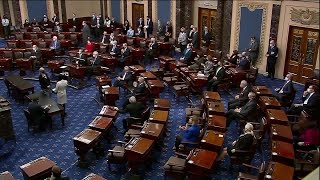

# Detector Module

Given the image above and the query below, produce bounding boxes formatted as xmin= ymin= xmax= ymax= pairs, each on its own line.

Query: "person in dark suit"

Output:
xmin=187 ymin=25 xmax=194 ymax=43
xmin=227 ymin=50 xmax=239 ymax=65
xmin=192 ymin=27 xmax=199 ymax=49
xmin=202 ymin=26 xmax=212 ymax=47
xmin=70 ymin=13 xmax=79 ymax=31
xmin=288 ymin=85 xmax=320 ymax=118
xmin=30 ymin=45 xmax=42 ymax=71
xmin=136 ymin=27 xmax=145 ymax=38
xmin=82 ymin=21 xmax=91 ymax=46
xmin=164 ymin=21 xmax=172 ymax=42
xmin=41 ymin=15 xmax=51 ymax=31
xmin=174 ymin=115 xmax=201 ymax=150
xmin=228 ymin=80 xmax=252 ymax=110
xmin=144 ymin=37 xmax=158 ymax=64
xmin=136 ymin=17 xmax=144 ymax=29
xmin=226 ymin=92 xmax=258 ymax=126
xmin=109 ymin=40 xmax=120 ymax=57
xmin=110 ymin=17 xmax=117 ymax=28
xmin=52 ymin=13 xmax=59 ymax=23
xmin=90 ymin=13 xmax=97 ymax=38
xmin=266 ymin=40 xmax=279 ymax=79
xmin=207 ymin=61 xmax=225 ymax=92
xmin=179 ymin=43 xmax=193 ymax=65
xmin=113 ymin=66 xmax=133 ymax=88
xmin=122 ymin=77 xmax=147 ymax=108
xmin=49 ymin=36 xmax=61 ymax=54
xmin=217 ymin=123 xmax=254 ymax=161
xmin=100 ymin=31 xmax=108 ymax=45
xmin=118 ymin=43 xmax=130 ymax=68
xmin=75 ymin=49 xmax=87 ymax=65
xmin=145 ymin=16 xmax=153 ymax=38
xmin=39 ymin=67 xmax=51 ymax=91
xmin=93 ymin=14 xmax=103 ymax=39
xmin=114 ymin=96 xmax=145 ymax=130
xmin=237 ymin=52 xmax=250 ymax=70
xmin=28 ymin=99 xmax=49 ymax=131
xmin=123 ymin=20 xmax=130 ymax=34
xmin=88 ymin=51 xmax=101 ymax=66
xmin=274 ymin=73 xmax=294 ymax=104
xmin=247 ymin=36 xmax=259 ymax=67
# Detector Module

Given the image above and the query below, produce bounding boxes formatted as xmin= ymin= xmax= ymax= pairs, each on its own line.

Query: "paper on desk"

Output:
xmin=60 ymin=66 xmax=67 ymax=69
xmin=102 ymin=85 xmax=110 ymax=89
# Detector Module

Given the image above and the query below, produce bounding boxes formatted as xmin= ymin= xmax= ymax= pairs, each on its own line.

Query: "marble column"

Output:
xmin=269 ymin=4 xmax=281 ymax=41
xmin=123 ymin=0 xmax=127 ymax=19
xmin=147 ymin=0 xmax=152 ymax=18
xmin=61 ymin=0 xmax=67 ymax=22
xmin=53 ymin=0 xmax=59 ymax=15
xmin=19 ymin=0 xmax=29 ymax=23
xmin=2 ymin=0 xmax=11 ymax=22
xmin=221 ymin=0 xmax=233 ymax=54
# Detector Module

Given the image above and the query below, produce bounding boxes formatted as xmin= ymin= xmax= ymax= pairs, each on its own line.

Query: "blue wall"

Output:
xmin=111 ymin=0 xmax=121 ymax=22
xmin=158 ymin=0 xmax=171 ymax=24
xmin=26 ymin=0 xmax=47 ymax=22
xmin=238 ymin=7 xmax=263 ymax=52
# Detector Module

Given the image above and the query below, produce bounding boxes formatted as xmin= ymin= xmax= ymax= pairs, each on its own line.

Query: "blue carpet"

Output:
xmin=0 ymin=39 xmax=305 ymax=179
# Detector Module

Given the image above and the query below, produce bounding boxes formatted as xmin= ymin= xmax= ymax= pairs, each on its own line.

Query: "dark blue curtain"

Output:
xmin=157 ymin=0 xmax=171 ymax=24
xmin=111 ymin=0 xmax=121 ymax=22
xmin=26 ymin=0 xmax=47 ymax=22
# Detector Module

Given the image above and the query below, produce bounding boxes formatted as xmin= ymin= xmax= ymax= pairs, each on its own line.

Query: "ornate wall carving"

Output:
xmin=269 ymin=4 xmax=281 ymax=41
xmin=290 ymin=8 xmax=319 ymax=25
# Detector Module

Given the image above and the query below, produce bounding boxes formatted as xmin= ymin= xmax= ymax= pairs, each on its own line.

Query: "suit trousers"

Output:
xmin=228 ymin=99 xmax=241 ymax=110
xmin=267 ymin=59 xmax=276 ymax=78
xmin=207 ymin=79 xmax=220 ymax=92
xmin=226 ymin=109 xmax=244 ymax=126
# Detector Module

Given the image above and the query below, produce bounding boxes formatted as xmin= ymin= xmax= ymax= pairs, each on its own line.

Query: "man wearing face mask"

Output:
xmin=247 ymin=36 xmax=259 ymax=67
xmin=145 ymin=16 xmax=153 ymax=38
xmin=207 ymin=61 xmax=225 ymax=92
xmin=228 ymin=80 xmax=252 ymax=110
xmin=82 ymin=21 xmax=91 ymax=46
xmin=288 ymin=85 xmax=320 ymax=118
xmin=30 ymin=45 xmax=42 ymax=71
xmin=178 ymin=27 xmax=188 ymax=53
xmin=109 ymin=40 xmax=120 ymax=57
xmin=41 ymin=15 xmax=50 ymax=31
xmin=266 ymin=40 xmax=278 ymax=79
xmin=179 ymin=43 xmax=193 ymax=65
xmin=274 ymin=73 xmax=294 ymax=104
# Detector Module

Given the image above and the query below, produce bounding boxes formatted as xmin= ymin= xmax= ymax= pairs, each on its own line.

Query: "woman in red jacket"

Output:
xmin=294 ymin=124 xmax=320 ymax=151
xmin=85 ymin=39 xmax=94 ymax=53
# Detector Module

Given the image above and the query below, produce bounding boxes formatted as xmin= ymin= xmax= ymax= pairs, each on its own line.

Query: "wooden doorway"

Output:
xmin=285 ymin=26 xmax=319 ymax=84
xmin=198 ymin=8 xmax=217 ymax=48
xmin=132 ymin=3 xmax=144 ymax=30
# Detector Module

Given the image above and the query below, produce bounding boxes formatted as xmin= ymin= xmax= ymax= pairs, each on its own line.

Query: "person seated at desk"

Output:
xmin=24 ymin=19 xmax=31 ymax=28
xmin=127 ymin=26 xmax=134 ymax=38
xmin=28 ymin=98 xmax=50 ymax=132
xmin=88 ymin=51 xmax=101 ymax=67
xmin=39 ymin=67 xmax=51 ymax=92
xmin=49 ymin=36 xmax=61 ymax=54
xmin=274 ymin=73 xmax=294 ymax=104
xmin=144 ymin=37 xmax=158 ymax=64
xmin=109 ymin=33 xmax=116 ymax=44
xmin=136 ymin=27 xmax=145 ymax=38
xmin=118 ymin=43 xmax=131 ymax=68
xmin=114 ymin=96 xmax=145 ymax=130
xmin=179 ymin=43 xmax=193 ymax=65
xmin=122 ymin=77 xmax=147 ymax=108
xmin=288 ymin=85 xmax=320 ymax=118
xmin=53 ymin=22 xmax=62 ymax=33
xmin=189 ymin=51 xmax=205 ymax=70
xmin=101 ymin=31 xmax=108 ymax=45
xmin=207 ymin=61 xmax=225 ymax=92
xmin=85 ymin=39 xmax=94 ymax=53
xmin=174 ymin=115 xmax=201 ymax=150
xmin=30 ymin=45 xmax=42 ymax=70
xmin=75 ymin=49 xmax=87 ymax=65
xmin=113 ymin=66 xmax=133 ymax=88
xmin=228 ymin=80 xmax=252 ymax=110
xmin=227 ymin=50 xmax=239 ymax=65
xmin=44 ymin=165 xmax=68 ymax=180
xmin=109 ymin=40 xmax=120 ymax=57
xmin=226 ymin=92 xmax=258 ymax=126
xmin=294 ymin=124 xmax=320 ymax=151
xmin=31 ymin=18 xmax=38 ymax=26
xmin=40 ymin=14 xmax=51 ymax=31
xmin=201 ymin=55 xmax=215 ymax=75
xmin=217 ymin=123 xmax=254 ymax=161
xmin=237 ymin=52 xmax=250 ymax=71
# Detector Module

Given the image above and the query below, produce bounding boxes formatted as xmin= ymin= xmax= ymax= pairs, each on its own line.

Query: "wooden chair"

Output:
xmin=230 ymin=138 xmax=257 ymax=167
xmin=15 ymin=33 xmax=24 ymax=40
xmin=23 ymin=109 xmax=36 ymax=132
xmin=294 ymin=148 xmax=320 ymax=178
xmin=38 ymin=41 xmax=47 ymax=48
xmin=127 ymin=38 xmax=134 ymax=46
xmin=107 ymin=140 xmax=128 ymax=171
xmin=24 ymin=51 xmax=31 ymax=59
xmin=177 ymin=127 xmax=206 ymax=154
xmin=7 ymin=42 xmax=17 ymax=49
xmin=237 ymin=161 xmax=266 ymax=180
xmin=24 ymin=41 xmax=33 ymax=48
xmin=30 ymin=34 xmax=38 ymax=39
xmin=44 ymin=34 xmax=52 ymax=39
xmin=70 ymin=34 xmax=78 ymax=46
xmin=164 ymin=156 xmax=187 ymax=180
xmin=58 ymin=34 xmax=65 ymax=40
xmin=281 ymin=88 xmax=296 ymax=108
xmin=45 ymin=28 xmax=53 ymax=33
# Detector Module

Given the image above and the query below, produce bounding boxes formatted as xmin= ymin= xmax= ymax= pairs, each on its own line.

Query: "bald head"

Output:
xmin=248 ymin=92 xmax=256 ymax=100
xmin=240 ymin=80 xmax=248 ymax=88
xmin=129 ymin=96 xmax=136 ymax=103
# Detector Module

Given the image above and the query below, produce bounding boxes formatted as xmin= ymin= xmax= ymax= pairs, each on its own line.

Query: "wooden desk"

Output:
xmin=186 ymin=149 xmax=218 ymax=177
xmin=0 ymin=171 xmax=14 ymax=180
xmin=5 ymin=75 xmax=34 ymax=101
xmin=169 ymin=61 xmax=187 ymax=72
xmin=271 ymin=140 xmax=294 ymax=166
xmin=82 ymin=173 xmax=106 ymax=180
xmin=150 ymin=67 xmax=164 ymax=78
xmin=130 ymin=47 xmax=145 ymax=63
xmin=141 ymin=122 xmax=165 ymax=140
xmin=267 ymin=109 xmax=288 ymax=126
xmin=203 ymin=91 xmax=221 ymax=102
xmin=103 ymin=87 xmax=119 ymax=106
xmin=206 ymin=101 xmax=225 ymax=116
xmin=98 ymin=105 xmax=118 ymax=121
xmin=129 ymin=65 xmax=146 ymax=75
xmin=225 ymin=68 xmax=247 ymax=87
xmin=207 ymin=115 xmax=226 ymax=132
xmin=259 ymin=96 xmax=281 ymax=110
xmin=154 ymin=98 xmax=170 ymax=111
xmin=201 ymin=130 xmax=225 ymax=152
xmin=39 ymin=97 xmax=65 ymax=127
xmin=47 ymin=60 xmax=64 ymax=73
xmin=88 ymin=116 xmax=113 ymax=135
xmin=100 ymin=55 xmax=117 ymax=70
xmin=253 ymin=86 xmax=273 ymax=96
xmin=147 ymin=80 xmax=164 ymax=98
xmin=159 ymin=56 xmax=175 ymax=70
xmin=20 ymin=156 xmax=55 ymax=180
xmin=140 ymin=71 xmax=157 ymax=80
xmin=95 ymin=75 xmax=112 ymax=87
xmin=180 ymin=67 xmax=197 ymax=76
xmin=270 ymin=124 xmax=293 ymax=143
xmin=149 ymin=110 xmax=169 ymax=124
xmin=265 ymin=161 xmax=294 ymax=180
xmin=188 ymin=73 xmax=208 ymax=92
xmin=125 ymin=137 xmax=155 ymax=167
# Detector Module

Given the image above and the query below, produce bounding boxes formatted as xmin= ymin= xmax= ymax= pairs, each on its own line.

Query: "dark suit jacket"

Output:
xmin=203 ymin=32 xmax=212 ymax=47
xmin=238 ymin=58 xmax=250 ymax=70
xmin=233 ymin=134 xmax=254 ymax=151
xmin=278 ymin=81 xmax=294 ymax=95
xmin=52 ymin=16 xmax=59 ymax=23
xmin=89 ymin=56 xmax=101 ymax=66
xmin=188 ymin=30 xmax=194 ymax=40
xmin=267 ymin=46 xmax=279 ymax=64
xmin=28 ymin=102 xmax=46 ymax=124
xmin=238 ymin=85 xmax=252 ymax=104
xmin=120 ymin=48 xmax=130 ymax=62
xmin=146 ymin=19 xmax=153 ymax=33
xmin=92 ymin=18 xmax=103 ymax=29
xmin=229 ymin=54 xmax=239 ymax=65
xmin=31 ymin=49 xmax=42 ymax=62
xmin=133 ymin=83 xmax=146 ymax=94
xmin=82 ymin=24 xmax=91 ymax=43
xmin=136 ymin=30 xmax=144 ymax=38
xmin=181 ymin=48 xmax=192 ymax=64
xmin=120 ymin=102 xmax=145 ymax=118
xmin=302 ymin=93 xmax=320 ymax=115
xmin=214 ymin=66 xmax=225 ymax=81
xmin=110 ymin=45 xmax=121 ymax=56
xmin=101 ymin=35 xmax=109 ymax=44
xmin=50 ymin=40 xmax=61 ymax=50
xmin=39 ymin=73 xmax=50 ymax=89
xmin=249 ymin=41 xmax=259 ymax=59
xmin=71 ymin=18 xmax=79 ymax=27
xmin=136 ymin=20 xmax=144 ymax=28
xmin=239 ymin=99 xmax=257 ymax=118
xmin=192 ymin=32 xmax=199 ymax=49
xmin=120 ymin=70 xmax=133 ymax=81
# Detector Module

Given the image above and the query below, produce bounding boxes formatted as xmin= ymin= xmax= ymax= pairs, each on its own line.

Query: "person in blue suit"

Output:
xmin=174 ymin=115 xmax=201 ymax=150
xmin=179 ymin=43 xmax=193 ymax=65
xmin=49 ymin=36 xmax=61 ymax=54
xmin=274 ymin=73 xmax=294 ymax=103
xmin=237 ymin=52 xmax=250 ymax=70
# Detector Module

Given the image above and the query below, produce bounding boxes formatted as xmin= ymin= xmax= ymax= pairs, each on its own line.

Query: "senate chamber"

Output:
xmin=0 ymin=0 xmax=319 ymax=180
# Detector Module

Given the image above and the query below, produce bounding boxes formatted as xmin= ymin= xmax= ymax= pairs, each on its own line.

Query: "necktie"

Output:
xmin=304 ymin=94 xmax=313 ymax=104
xmin=122 ymin=72 xmax=127 ymax=79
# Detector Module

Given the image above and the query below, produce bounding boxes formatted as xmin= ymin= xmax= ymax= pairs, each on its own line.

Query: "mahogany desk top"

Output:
xmin=88 ymin=116 xmax=113 ymax=133
xmin=206 ymin=101 xmax=225 ymax=116
xmin=140 ymin=72 xmax=157 ymax=80
xmin=141 ymin=122 xmax=165 ymax=140
xmin=267 ymin=109 xmax=288 ymax=126
xmin=154 ymin=98 xmax=170 ymax=111
xmin=270 ymin=124 xmax=293 ymax=143
xmin=0 ymin=171 xmax=14 ymax=180
xmin=186 ymin=148 xmax=217 ymax=173
xmin=265 ymin=161 xmax=294 ymax=180
xmin=201 ymin=130 xmax=225 ymax=152
xmin=203 ymin=91 xmax=221 ymax=102
xmin=149 ymin=110 xmax=169 ymax=124
xmin=259 ymin=96 xmax=281 ymax=110
xmin=207 ymin=115 xmax=227 ymax=132
xmin=20 ymin=156 xmax=55 ymax=180
xmin=253 ymin=86 xmax=273 ymax=96
xmin=98 ymin=105 xmax=118 ymax=119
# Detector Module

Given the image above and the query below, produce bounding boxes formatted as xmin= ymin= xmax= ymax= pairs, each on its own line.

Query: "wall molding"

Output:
xmin=234 ymin=2 xmax=268 ymax=65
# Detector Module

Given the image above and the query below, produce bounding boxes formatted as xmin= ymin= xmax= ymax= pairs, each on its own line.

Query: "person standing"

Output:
xmin=266 ymin=40 xmax=278 ymax=79
xmin=145 ymin=16 xmax=153 ymax=38
xmin=202 ymin=26 xmax=212 ymax=47
xmin=191 ymin=27 xmax=199 ymax=49
xmin=247 ymin=36 xmax=259 ymax=67
xmin=39 ymin=67 xmax=51 ymax=95
xmin=82 ymin=21 xmax=91 ymax=46
xmin=178 ymin=27 xmax=187 ymax=53
xmin=52 ymin=75 xmax=68 ymax=116
xmin=2 ymin=15 xmax=10 ymax=39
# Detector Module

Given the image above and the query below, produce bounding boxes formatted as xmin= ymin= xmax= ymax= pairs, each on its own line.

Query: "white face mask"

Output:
xmin=307 ymin=88 xmax=313 ymax=93
xmin=284 ymin=77 xmax=288 ymax=81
